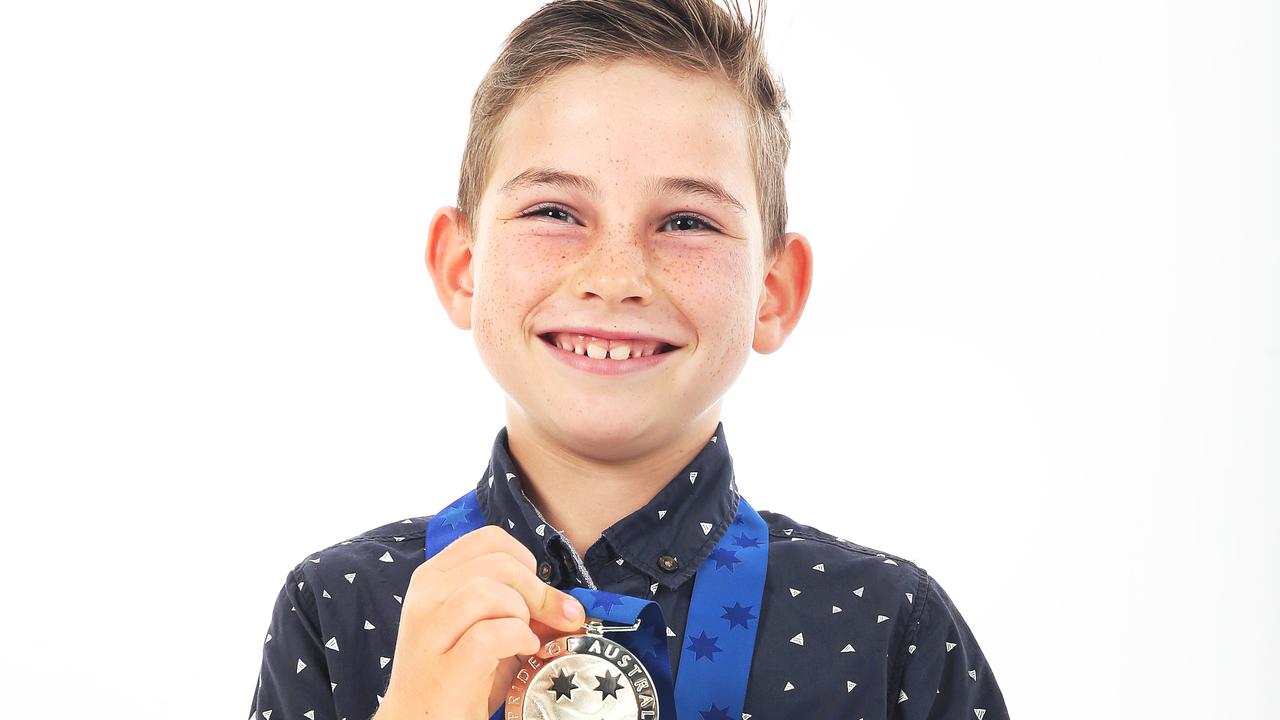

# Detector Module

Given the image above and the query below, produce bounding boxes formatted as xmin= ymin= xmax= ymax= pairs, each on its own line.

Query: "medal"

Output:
xmin=428 ymin=482 xmax=768 ymax=720
xmin=507 ymin=616 xmax=660 ymax=719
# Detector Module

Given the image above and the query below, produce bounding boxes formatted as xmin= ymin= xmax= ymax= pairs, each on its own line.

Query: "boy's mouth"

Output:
xmin=539 ymin=332 xmax=680 ymax=361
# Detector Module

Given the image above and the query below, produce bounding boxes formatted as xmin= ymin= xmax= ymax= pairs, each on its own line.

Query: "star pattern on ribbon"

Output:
xmin=708 ymin=547 xmax=742 ymax=571
xmin=586 ymin=589 xmax=625 ymax=614
xmin=686 ymin=630 xmax=723 ymax=662
xmin=720 ymin=601 xmax=757 ymax=630
xmin=699 ymin=703 xmax=733 ymax=720
xmin=436 ymin=501 xmax=473 ymax=530
xmin=638 ymin=623 xmax=668 ymax=664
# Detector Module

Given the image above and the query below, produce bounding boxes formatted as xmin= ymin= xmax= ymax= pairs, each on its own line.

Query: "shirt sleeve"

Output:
xmin=247 ymin=563 xmax=338 ymax=720
xmin=889 ymin=572 xmax=1010 ymax=720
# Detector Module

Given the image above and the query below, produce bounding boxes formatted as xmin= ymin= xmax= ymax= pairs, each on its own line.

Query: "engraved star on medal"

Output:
xmin=547 ymin=668 xmax=578 ymax=702
xmin=507 ymin=616 xmax=659 ymax=719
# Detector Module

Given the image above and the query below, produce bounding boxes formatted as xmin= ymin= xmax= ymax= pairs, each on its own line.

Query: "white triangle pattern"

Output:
xmin=249 ymin=435 xmax=1008 ymax=719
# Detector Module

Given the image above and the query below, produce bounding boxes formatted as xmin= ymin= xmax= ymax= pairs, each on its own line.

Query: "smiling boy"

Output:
xmin=248 ymin=1 xmax=1008 ymax=719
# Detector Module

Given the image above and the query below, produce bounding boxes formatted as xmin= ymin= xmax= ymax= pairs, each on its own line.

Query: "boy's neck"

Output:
xmin=504 ymin=403 xmax=722 ymax=559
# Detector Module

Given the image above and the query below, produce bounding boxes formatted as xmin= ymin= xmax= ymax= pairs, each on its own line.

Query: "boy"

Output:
xmin=248 ymin=1 xmax=1009 ymax=718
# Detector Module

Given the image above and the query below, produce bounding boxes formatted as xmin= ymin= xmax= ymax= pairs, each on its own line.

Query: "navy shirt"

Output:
xmin=249 ymin=421 xmax=1009 ymax=719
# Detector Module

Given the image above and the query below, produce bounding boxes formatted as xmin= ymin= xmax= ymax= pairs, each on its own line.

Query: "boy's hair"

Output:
xmin=456 ymin=0 xmax=792 ymax=263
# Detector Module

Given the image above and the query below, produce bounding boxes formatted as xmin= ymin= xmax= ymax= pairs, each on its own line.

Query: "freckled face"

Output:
xmin=468 ymin=60 xmax=764 ymax=448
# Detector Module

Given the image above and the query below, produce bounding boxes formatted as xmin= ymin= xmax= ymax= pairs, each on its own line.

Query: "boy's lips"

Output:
xmin=537 ymin=332 xmax=681 ymax=376
xmin=536 ymin=326 xmax=684 ymax=348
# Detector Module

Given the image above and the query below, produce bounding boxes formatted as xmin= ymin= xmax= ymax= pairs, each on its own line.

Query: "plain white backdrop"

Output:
xmin=1 ymin=0 xmax=1275 ymax=717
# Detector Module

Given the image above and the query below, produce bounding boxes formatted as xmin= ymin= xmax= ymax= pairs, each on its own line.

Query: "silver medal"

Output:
xmin=507 ymin=616 xmax=660 ymax=720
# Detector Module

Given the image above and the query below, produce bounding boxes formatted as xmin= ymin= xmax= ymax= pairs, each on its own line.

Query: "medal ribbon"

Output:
xmin=426 ymin=487 xmax=768 ymax=720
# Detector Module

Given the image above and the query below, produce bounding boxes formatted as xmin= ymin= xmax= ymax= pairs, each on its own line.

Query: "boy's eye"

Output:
xmin=518 ymin=203 xmax=720 ymax=234
xmin=660 ymin=214 xmax=716 ymax=233
xmin=521 ymin=204 xmax=576 ymax=224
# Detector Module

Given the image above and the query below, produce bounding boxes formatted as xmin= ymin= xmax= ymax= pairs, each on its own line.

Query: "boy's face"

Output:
xmin=428 ymin=59 xmax=810 ymax=456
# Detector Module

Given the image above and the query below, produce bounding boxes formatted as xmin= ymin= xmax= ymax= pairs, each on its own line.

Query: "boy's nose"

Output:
xmin=572 ymin=241 xmax=654 ymax=305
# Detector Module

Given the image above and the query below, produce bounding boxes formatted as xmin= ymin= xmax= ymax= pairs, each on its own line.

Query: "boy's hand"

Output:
xmin=376 ymin=524 xmax=587 ymax=720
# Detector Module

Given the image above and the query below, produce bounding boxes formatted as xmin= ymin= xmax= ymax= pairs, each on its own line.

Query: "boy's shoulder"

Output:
xmin=282 ymin=515 xmax=433 ymax=587
xmin=757 ymin=507 xmax=931 ymax=595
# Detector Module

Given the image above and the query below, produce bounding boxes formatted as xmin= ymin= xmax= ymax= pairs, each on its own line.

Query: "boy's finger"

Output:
xmin=523 ymin=616 xmax=584 ymax=656
xmin=502 ymin=564 xmax=584 ymax=632
xmin=440 ymin=550 xmax=586 ymax=632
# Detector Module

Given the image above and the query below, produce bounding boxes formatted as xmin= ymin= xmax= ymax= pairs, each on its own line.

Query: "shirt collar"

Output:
xmin=474 ymin=420 xmax=738 ymax=590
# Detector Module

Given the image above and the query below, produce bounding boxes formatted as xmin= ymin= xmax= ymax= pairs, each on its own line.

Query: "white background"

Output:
xmin=2 ymin=1 xmax=1276 ymax=717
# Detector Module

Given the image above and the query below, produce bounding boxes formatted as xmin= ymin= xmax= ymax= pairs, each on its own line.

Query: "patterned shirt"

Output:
xmin=248 ymin=421 xmax=1009 ymax=719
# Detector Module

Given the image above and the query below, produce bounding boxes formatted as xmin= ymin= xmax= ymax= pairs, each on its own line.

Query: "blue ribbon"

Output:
xmin=426 ymin=487 xmax=768 ymax=720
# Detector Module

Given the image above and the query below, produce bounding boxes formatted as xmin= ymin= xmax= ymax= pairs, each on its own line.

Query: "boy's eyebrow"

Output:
xmin=498 ymin=166 xmax=747 ymax=217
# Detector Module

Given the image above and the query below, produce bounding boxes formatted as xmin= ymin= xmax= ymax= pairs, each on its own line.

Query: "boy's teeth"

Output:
xmin=550 ymin=332 xmax=659 ymax=359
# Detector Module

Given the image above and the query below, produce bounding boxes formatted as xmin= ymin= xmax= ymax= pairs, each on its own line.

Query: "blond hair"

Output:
xmin=456 ymin=0 xmax=792 ymax=262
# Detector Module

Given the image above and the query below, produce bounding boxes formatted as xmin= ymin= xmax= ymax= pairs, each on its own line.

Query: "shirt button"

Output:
xmin=657 ymin=554 xmax=680 ymax=572
xmin=538 ymin=560 xmax=553 ymax=581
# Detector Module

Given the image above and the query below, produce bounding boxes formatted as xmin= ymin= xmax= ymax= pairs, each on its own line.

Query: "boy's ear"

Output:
xmin=425 ymin=206 xmax=475 ymax=331
xmin=753 ymin=231 xmax=813 ymax=354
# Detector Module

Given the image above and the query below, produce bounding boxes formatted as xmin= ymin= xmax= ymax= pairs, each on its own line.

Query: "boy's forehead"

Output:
xmin=485 ymin=60 xmax=757 ymax=211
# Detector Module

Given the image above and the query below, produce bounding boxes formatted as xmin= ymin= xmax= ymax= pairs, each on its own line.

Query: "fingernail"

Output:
xmin=563 ymin=597 xmax=581 ymax=621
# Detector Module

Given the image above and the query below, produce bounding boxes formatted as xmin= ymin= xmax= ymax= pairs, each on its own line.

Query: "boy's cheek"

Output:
xmin=476 ymin=234 xmax=563 ymax=293
xmin=663 ymin=249 xmax=755 ymax=308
